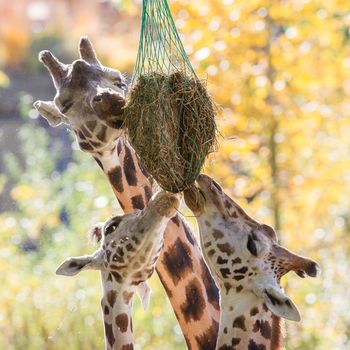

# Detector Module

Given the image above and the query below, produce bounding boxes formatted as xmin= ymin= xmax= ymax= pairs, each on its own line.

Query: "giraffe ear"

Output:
xmin=136 ymin=282 xmax=151 ymax=310
xmin=79 ymin=36 xmax=100 ymax=65
xmin=56 ymin=255 xmax=97 ymax=276
xmin=33 ymin=100 xmax=65 ymax=127
xmin=89 ymin=222 xmax=104 ymax=243
xmin=263 ymin=287 xmax=301 ymax=322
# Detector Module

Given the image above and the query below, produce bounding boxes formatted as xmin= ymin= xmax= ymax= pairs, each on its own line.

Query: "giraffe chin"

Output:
xmin=151 ymin=191 xmax=181 ymax=218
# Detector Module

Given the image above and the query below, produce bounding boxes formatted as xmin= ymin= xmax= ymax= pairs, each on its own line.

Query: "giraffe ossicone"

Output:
xmin=185 ymin=174 xmax=320 ymax=349
xmin=57 ymin=190 xmax=180 ymax=349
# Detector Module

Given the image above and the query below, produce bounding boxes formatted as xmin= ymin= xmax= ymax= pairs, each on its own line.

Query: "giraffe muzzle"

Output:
xmin=92 ymin=90 xmax=126 ymax=116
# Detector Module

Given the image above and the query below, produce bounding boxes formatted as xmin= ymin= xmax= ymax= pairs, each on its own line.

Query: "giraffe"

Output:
xmin=184 ymin=174 xmax=320 ymax=350
xmin=56 ymin=190 xmax=180 ymax=350
xmin=34 ymin=37 xmax=220 ymax=349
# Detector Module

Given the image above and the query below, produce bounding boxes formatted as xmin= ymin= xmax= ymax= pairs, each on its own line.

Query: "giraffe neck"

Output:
xmin=217 ymin=293 xmax=283 ymax=350
xmin=91 ymin=137 xmax=220 ymax=350
xmin=92 ymin=137 xmax=152 ymax=214
xmin=101 ymin=272 xmax=134 ymax=350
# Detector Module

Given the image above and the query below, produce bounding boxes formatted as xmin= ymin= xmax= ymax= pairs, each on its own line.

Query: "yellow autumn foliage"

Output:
xmin=0 ymin=0 xmax=350 ymax=349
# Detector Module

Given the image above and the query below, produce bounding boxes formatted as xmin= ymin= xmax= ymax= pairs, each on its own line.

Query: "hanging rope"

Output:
xmin=123 ymin=0 xmax=217 ymax=193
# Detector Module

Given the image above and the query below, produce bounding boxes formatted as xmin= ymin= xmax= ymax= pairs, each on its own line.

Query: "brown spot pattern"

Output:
xmin=224 ymin=282 xmax=232 ymax=294
xmin=108 ymin=166 xmax=123 ymax=192
xmin=220 ymin=268 xmax=231 ymax=278
xmin=218 ymin=346 xmax=234 ymax=350
xmin=234 ymin=266 xmax=248 ymax=274
xmin=195 ymin=318 xmax=219 ymax=350
xmin=104 ymin=322 xmax=115 ymax=347
xmin=247 ymin=339 xmax=267 ymax=350
xmin=236 ymin=285 xmax=243 ymax=293
xmin=131 ymin=194 xmax=145 ymax=210
xmin=117 ymin=140 xmax=123 ymax=154
xmin=207 ymin=249 xmax=215 ymax=257
xmin=252 ymin=319 xmax=272 ymax=339
xmin=96 ymin=126 xmax=107 ymax=141
xmin=217 ymin=256 xmax=228 ymax=264
xmin=183 ymin=222 xmax=195 ymax=245
xmin=115 ymin=313 xmax=129 ymax=333
xmin=103 ymin=305 xmax=109 ymax=315
xmin=213 ymin=229 xmax=224 ymax=240
xmin=233 ymin=275 xmax=245 ymax=281
xmin=171 ymin=215 xmax=180 ymax=227
xmin=231 ymin=257 xmax=242 ymax=265
xmin=123 ymin=147 xmax=137 ymax=186
xmin=126 ymin=243 xmax=135 ymax=252
xmin=93 ymin=156 xmax=104 ymax=170
xmin=162 ymin=238 xmax=193 ymax=285
xmin=250 ymin=306 xmax=259 ymax=316
xmin=111 ymin=271 xmax=123 ymax=283
xmin=180 ymin=278 xmax=206 ymax=322
xmin=79 ymin=142 xmax=94 ymax=151
xmin=144 ymin=185 xmax=152 ymax=200
xmin=107 ymin=290 xmax=117 ymax=307
xmin=217 ymin=243 xmax=234 ymax=255
xmin=232 ymin=315 xmax=246 ymax=331
xmin=199 ymin=260 xmax=220 ymax=310
xmin=123 ymin=291 xmax=134 ymax=304
xmin=232 ymin=338 xmax=241 ymax=346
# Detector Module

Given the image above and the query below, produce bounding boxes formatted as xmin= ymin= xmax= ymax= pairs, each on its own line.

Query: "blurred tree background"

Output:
xmin=0 ymin=0 xmax=349 ymax=349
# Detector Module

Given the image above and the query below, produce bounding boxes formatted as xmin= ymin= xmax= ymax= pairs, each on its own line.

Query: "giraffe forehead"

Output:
xmin=58 ymin=62 xmax=121 ymax=96
xmin=70 ymin=60 xmax=103 ymax=81
xmin=210 ymin=221 xmax=250 ymax=245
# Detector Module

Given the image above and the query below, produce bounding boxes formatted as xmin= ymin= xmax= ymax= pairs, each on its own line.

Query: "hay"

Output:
xmin=123 ymin=71 xmax=217 ymax=193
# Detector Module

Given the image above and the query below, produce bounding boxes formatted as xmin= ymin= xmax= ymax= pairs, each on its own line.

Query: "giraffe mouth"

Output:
xmin=197 ymin=187 xmax=206 ymax=202
xmin=183 ymin=185 xmax=206 ymax=214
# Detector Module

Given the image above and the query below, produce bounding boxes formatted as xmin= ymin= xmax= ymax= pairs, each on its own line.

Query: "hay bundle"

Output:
xmin=123 ymin=71 xmax=216 ymax=193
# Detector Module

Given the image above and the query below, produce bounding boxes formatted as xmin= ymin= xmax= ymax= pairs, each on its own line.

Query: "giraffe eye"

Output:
xmin=212 ymin=180 xmax=222 ymax=191
xmin=105 ymin=225 xmax=117 ymax=235
xmin=114 ymin=80 xmax=126 ymax=89
xmin=60 ymin=100 xmax=73 ymax=114
xmin=104 ymin=216 xmax=123 ymax=236
xmin=247 ymin=235 xmax=258 ymax=257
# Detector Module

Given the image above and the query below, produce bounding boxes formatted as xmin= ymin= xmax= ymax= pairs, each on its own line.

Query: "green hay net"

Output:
xmin=123 ymin=0 xmax=217 ymax=193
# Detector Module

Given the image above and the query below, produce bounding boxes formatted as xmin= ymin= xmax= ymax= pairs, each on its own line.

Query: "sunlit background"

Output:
xmin=0 ymin=0 xmax=349 ymax=349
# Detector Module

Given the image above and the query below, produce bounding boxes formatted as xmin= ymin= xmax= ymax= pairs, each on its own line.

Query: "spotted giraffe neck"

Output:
xmin=101 ymin=273 xmax=134 ymax=350
xmin=91 ymin=137 xmax=220 ymax=349
xmin=217 ymin=292 xmax=283 ymax=350
xmin=91 ymin=137 xmax=152 ymax=213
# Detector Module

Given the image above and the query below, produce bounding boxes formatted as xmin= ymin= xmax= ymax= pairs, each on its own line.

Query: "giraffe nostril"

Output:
xmin=93 ymin=95 xmax=103 ymax=103
xmin=305 ymin=261 xmax=320 ymax=277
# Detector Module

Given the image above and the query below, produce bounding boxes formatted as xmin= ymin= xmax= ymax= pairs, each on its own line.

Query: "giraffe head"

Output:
xmin=34 ymin=37 xmax=127 ymax=152
xmin=56 ymin=191 xmax=180 ymax=307
xmin=185 ymin=174 xmax=320 ymax=322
